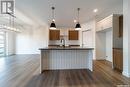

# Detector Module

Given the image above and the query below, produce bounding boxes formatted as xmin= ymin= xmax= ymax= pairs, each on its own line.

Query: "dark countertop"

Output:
xmin=39 ymin=46 xmax=94 ymax=50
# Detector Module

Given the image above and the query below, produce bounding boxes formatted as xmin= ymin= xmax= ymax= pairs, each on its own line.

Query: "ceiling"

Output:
xmin=15 ymin=0 xmax=123 ymax=28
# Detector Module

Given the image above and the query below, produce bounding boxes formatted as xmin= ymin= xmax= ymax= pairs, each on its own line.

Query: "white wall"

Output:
xmin=96 ymin=28 xmax=113 ymax=61
xmin=123 ymin=0 xmax=130 ymax=77
xmin=81 ymin=20 xmax=96 ymax=59
xmin=81 ymin=20 xmax=96 ymax=47
xmin=96 ymin=32 xmax=106 ymax=60
xmin=16 ymin=25 xmax=49 ymax=54
xmin=106 ymin=30 xmax=112 ymax=62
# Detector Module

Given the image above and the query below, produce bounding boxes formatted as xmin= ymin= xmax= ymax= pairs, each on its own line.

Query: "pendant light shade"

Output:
xmin=50 ymin=21 xmax=56 ymax=30
xmin=50 ymin=7 xmax=56 ymax=29
xmin=75 ymin=22 xmax=81 ymax=30
xmin=75 ymin=8 xmax=81 ymax=30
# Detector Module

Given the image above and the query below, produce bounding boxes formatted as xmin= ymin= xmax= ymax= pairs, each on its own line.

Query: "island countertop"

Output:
xmin=39 ymin=46 xmax=94 ymax=50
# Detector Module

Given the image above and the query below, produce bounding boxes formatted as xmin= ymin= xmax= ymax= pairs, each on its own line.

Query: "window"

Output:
xmin=0 ymin=31 xmax=6 ymax=57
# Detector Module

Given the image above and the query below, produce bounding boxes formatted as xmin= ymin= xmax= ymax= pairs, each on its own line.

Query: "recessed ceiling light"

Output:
xmin=93 ymin=9 xmax=98 ymax=13
xmin=74 ymin=20 xmax=77 ymax=23
xmin=52 ymin=19 xmax=55 ymax=22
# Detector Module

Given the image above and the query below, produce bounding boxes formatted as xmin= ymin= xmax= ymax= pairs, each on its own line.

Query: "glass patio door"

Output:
xmin=0 ymin=31 xmax=6 ymax=57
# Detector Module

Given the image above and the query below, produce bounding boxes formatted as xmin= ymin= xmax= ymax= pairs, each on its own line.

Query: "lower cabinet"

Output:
xmin=113 ymin=48 xmax=123 ymax=72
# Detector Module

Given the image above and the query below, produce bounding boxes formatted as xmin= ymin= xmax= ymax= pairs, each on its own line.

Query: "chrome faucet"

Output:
xmin=60 ymin=38 xmax=65 ymax=47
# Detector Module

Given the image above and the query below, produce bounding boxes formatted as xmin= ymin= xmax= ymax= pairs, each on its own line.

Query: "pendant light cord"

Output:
xmin=52 ymin=7 xmax=55 ymax=22
xmin=77 ymin=8 xmax=80 ymax=23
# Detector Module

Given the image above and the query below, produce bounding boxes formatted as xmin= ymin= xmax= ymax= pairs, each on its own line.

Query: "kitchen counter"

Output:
xmin=39 ymin=46 xmax=94 ymax=50
xmin=39 ymin=46 xmax=94 ymax=74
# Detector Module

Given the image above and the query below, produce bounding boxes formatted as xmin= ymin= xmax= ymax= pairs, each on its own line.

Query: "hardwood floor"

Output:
xmin=0 ymin=55 xmax=130 ymax=87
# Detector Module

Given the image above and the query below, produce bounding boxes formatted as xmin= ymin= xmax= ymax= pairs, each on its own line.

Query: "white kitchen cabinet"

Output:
xmin=96 ymin=15 xmax=113 ymax=32
xmin=96 ymin=21 xmax=103 ymax=31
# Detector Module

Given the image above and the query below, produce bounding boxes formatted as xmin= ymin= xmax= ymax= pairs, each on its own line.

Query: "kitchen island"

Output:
xmin=39 ymin=46 xmax=94 ymax=73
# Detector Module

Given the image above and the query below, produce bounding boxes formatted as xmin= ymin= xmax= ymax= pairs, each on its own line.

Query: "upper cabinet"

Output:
xmin=96 ymin=15 xmax=113 ymax=32
xmin=49 ymin=30 xmax=60 ymax=40
xmin=68 ymin=30 xmax=79 ymax=40
xmin=49 ymin=29 xmax=79 ymax=40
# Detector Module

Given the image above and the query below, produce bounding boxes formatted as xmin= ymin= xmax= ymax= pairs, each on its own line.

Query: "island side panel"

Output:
xmin=40 ymin=49 xmax=93 ymax=72
xmin=49 ymin=50 xmax=90 ymax=69
xmin=40 ymin=50 xmax=43 ymax=74
xmin=88 ymin=50 xmax=93 ymax=71
xmin=40 ymin=50 xmax=49 ymax=73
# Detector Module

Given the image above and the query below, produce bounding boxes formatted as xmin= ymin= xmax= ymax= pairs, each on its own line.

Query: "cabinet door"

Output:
xmin=69 ymin=30 xmax=79 ymax=40
xmin=49 ymin=30 xmax=60 ymax=40
xmin=113 ymin=49 xmax=123 ymax=72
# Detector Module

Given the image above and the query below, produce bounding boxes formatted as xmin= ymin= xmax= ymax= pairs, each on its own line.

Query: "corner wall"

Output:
xmin=106 ymin=30 xmax=112 ymax=62
xmin=123 ymin=0 xmax=130 ymax=77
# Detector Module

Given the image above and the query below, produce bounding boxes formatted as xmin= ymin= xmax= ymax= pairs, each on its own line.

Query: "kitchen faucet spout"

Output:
xmin=61 ymin=38 xmax=65 ymax=47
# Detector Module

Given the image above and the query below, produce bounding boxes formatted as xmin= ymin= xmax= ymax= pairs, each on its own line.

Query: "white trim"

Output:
xmin=123 ymin=71 xmax=130 ymax=77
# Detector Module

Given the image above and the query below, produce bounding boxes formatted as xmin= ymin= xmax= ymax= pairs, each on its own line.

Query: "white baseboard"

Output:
xmin=123 ymin=71 xmax=130 ymax=77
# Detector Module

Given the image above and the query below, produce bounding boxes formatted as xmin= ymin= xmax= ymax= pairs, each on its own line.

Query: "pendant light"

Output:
xmin=75 ymin=8 xmax=81 ymax=30
xmin=50 ymin=7 xmax=56 ymax=30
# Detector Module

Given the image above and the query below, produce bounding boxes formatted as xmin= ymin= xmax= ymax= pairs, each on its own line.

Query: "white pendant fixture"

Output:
xmin=75 ymin=8 xmax=81 ymax=30
xmin=50 ymin=7 xmax=56 ymax=30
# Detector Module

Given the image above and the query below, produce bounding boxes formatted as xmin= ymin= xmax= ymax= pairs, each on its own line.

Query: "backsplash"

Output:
xmin=49 ymin=39 xmax=81 ymax=46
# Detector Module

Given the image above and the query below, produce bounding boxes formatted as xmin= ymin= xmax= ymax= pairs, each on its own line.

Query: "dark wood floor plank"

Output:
xmin=0 ymin=55 xmax=130 ymax=87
